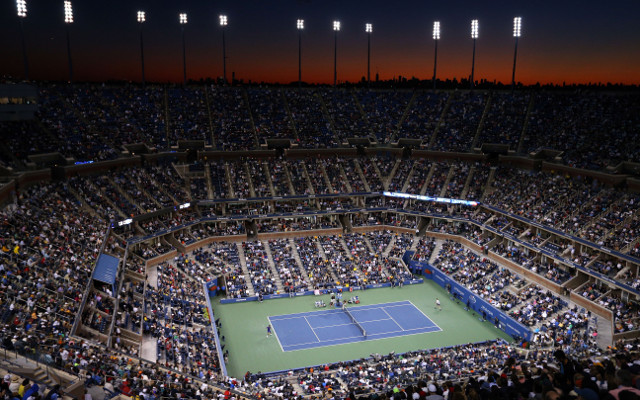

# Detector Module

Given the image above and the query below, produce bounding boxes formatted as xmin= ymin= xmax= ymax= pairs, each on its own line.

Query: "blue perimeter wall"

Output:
xmin=411 ymin=260 xmax=532 ymax=341
xmin=203 ymin=280 xmax=228 ymax=377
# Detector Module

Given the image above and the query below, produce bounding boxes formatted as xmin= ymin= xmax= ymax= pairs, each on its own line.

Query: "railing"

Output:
xmin=0 ymin=335 xmax=256 ymax=400
xmin=0 ymin=339 xmax=81 ymax=396
xmin=71 ymin=225 xmax=112 ymax=337
xmin=203 ymin=282 xmax=228 ymax=377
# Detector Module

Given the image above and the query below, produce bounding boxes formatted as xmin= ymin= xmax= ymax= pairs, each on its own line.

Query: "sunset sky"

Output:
xmin=1 ymin=0 xmax=639 ymax=85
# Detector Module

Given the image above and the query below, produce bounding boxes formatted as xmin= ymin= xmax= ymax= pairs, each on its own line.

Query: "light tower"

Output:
xmin=16 ymin=0 xmax=29 ymax=80
xmin=179 ymin=13 xmax=188 ymax=85
xmin=297 ymin=19 xmax=304 ymax=87
xmin=432 ymin=21 xmax=440 ymax=89
xmin=511 ymin=17 xmax=522 ymax=91
xmin=470 ymin=19 xmax=478 ymax=89
xmin=219 ymin=14 xmax=228 ymax=84
xmin=64 ymin=1 xmax=74 ymax=83
xmin=333 ymin=20 xmax=340 ymax=87
xmin=365 ymin=23 xmax=372 ymax=86
xmin=137 ymin=11 xmax=146 ymax=86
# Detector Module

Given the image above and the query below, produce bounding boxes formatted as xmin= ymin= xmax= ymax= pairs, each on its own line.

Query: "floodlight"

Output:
xmin=433 ymin=21 xmax=440 ymax=40
xmin=16 ymin=0 xmax=27 ymax=18
xmin=219 ymin=14 xmax=228 ymax=26
xmin=179 ymin=13 xmax=188 ymax=85
xmin=470 ymin=19 xmax=478 ymax=89
xmin=137 ymin=11 xmax=146 ymax=85
xmin=513 ymin=17 xmax=521 ymax=37
xmin=332 ymin=20 xmax=340 ymax=86
xmin=64 ymin=1 xmax=73 ymax=24
xmin=365 ymin=23 xmax=372 ymax=85
xmin=432 ymin=21 xmax=440 ymax=89
xmin=297 ymin=18 xmax=303 ymax=86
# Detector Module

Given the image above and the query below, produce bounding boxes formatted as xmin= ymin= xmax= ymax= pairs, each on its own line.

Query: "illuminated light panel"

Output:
xmin=433 ymin=21 xmax=440 ymax=40
xmin=117 ymin=218 xmax=133 ymax=227
xmin=383 ymin=191 xmax=479 ymax=207
xmin=64 ymin=1 xmax=73 ymax=24
xmin=513 ymin=17 xmax=522 ymax=37
xmin=17 ymin=0 xmax=27 ymax=18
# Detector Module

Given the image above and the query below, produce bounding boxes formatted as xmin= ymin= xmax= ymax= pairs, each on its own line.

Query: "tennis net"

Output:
xmin=343 ymin=304 xmax=366 ymax=338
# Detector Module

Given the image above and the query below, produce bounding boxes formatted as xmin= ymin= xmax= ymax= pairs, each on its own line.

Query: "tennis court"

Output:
xmin=214 ymin=282 xmax=512 ymax=377
xmin=269 ymin=300 xmax=441 ymax=351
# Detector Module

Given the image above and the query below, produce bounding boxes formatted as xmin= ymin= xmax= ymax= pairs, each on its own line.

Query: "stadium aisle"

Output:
xmin=140 ymin=337 xmax=158 ymax=363
xmin=146 ymin=265 xmax=158 ymax=287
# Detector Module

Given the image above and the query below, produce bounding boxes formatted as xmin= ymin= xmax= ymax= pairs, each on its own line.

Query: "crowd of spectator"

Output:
xmin=509 ymin=285 xmax=567 ymax=327
xmin=431 ymin=91 xmax=487 ymax=152
xmin=242 ymin=240 xmax=276 ymax=296
xmin=4 ymin=84 xmax=640 ymax=400
xmin=3 ymin=85 xmax=640 ymax=173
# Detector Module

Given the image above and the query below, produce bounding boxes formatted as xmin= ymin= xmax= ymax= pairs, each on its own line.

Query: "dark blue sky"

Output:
xmin=2 ymin=0 xmax=639 ymax=84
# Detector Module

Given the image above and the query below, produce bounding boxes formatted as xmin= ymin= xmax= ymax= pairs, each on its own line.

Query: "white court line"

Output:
xmin=314 ymin=318 xmax=414 ymax=338
xmin=277 ymin=327 xmax=363 ymax=349
xmin=378 ymin=303 xmax=419 ymax=310
xmin=273 ymin=309 xmax=387 ymax=331
xmin=304 ymin=316 xmax=321 ymax=342
xmin=381 ymin=308 xmax=404 ymax=331
xmin=399 ymin=325 xmax=442 ymax=333
xmin=365 ymin=325 xmax=442 ymax=338
xmin=284 ymin=339 xmax=330 ymax=347
xmin=269 ymin=308 xmax=344 ymax=321
xmin=274 ymin=300 xmax=442 ymax=351
xmin=309 ymin=332 xmax=362 ymax=343
xmin=267 ymin=316 xmax=285 ymax=352
xmin=313 ymin=321 xmax=360 ymax=330
xmin=366 ymin=327 xmax=405 ymax=336
xmin=282 ymin=326 xmax=443 ymax=352
xmin=346 ymin=300 xmax=412 ymax=312
xmin=406 ymin=299 xmax=443 ymax=331
xmin=347 ymin=303 xmax=413 ymax=323
xmin=283 ymin=332 xmax=364 ymax=350
xmin=269 ymin=300 xmax=412 ymax=321
xmin=353 ymin=316 xmax=393 ymax=324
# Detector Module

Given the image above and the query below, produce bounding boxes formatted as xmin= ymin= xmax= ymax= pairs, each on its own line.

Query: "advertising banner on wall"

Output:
xmin=416 ymin=262 xmax=532 ymax=341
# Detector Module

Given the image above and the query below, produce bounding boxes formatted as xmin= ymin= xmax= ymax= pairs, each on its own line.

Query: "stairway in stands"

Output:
xmin=235 ymin=242 xmax=256 ymax=296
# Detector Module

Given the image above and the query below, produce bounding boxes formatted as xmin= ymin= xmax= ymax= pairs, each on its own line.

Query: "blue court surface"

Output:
xmin=268 ymin=300 xmax=441 ymax=352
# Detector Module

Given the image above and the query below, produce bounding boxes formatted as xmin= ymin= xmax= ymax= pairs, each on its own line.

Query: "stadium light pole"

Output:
xmin=297 ymin=19 xmax=304 ymax=87
xmin=511 ymin=17 xmax=522 ymax=92
xmin=64 ymin=1 xmax=74 ymax=84
xmin=180 ymin=13 xmax=187 ymax=86
xmin=470 ymin=19 xmax=478 ymax=90
xmin=333 ymin=20 xmax=340 ymax=87
xmin=16 ymin=0 xmax=29 ymax=80
xmin=137 ymin=11 xmax=146 ymax=86
xmin=365 ymin=23 xmax=372 ymax=86
xmin=220 ymin=15 xmax=228 ymax=84
xmin=432 ymin=21 xmax=440 ymax=90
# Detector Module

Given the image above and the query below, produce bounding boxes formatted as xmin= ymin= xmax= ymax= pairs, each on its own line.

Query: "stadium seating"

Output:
xmin=2 ymin=84 xmax=640 ymax=400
